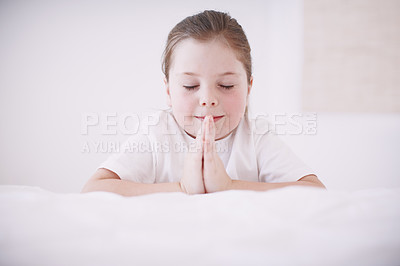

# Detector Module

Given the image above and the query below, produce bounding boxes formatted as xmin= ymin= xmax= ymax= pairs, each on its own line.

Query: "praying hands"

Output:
xmin=180 ymin=115 xmax=232 ymax=194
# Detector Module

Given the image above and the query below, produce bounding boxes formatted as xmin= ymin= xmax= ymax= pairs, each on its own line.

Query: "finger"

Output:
xmin=195 ymin=125 xmax=204 ymax=154
xmin=205 ymin=115 xmax=216 ymax=154
xmin=203 ymin=123 xmax=214 ymax=180
xmin=196 ymin=127 xmax=202 ymax=138
xmin=204 ymin=116 xmax=216 ymax=161
xmin=209 ymin=115 xmax=216 ymax=153
xmin=201 ymin=116 xmax=206 ymax=142
xmin=204 ymin=116 xmax=211 ymax=153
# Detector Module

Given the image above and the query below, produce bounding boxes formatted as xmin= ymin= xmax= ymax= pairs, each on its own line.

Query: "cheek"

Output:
xmin=171 ymin=93 xmax=197 ymax=112
xmin=223 ymin=93 xmax=247 ymax=114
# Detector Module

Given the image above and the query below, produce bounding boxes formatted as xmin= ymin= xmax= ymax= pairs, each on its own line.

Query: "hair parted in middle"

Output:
xmin=162 ymin=10 xmax=252 ymax=84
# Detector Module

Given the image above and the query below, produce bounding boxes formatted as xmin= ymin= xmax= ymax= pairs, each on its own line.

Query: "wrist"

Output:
xmin=178 ymin=181 xmax=187 ymax=194
xmin=227 ymin=179 xmax=234 ymax=191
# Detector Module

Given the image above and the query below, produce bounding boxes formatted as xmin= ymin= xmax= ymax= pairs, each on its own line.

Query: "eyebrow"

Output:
xmin=180 ymin=72 xmax=238 ymax=76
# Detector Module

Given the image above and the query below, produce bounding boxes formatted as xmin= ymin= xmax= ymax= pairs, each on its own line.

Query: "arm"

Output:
xmin=82 ymin=125 xmax=206 ymax=197
xmin=202 ymin=116 xmax=326 ymax=193
xmin=229 ymin=174 xmax=326 ymax=191
xmin=81 ymin=168 xmax=183 ymax=197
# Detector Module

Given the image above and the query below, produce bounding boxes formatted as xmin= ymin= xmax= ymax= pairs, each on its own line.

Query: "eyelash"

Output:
xmin=183 ymin=85 xmax=234 ymax=90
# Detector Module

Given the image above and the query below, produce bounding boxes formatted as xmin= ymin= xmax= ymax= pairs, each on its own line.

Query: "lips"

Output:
xmin=194 ymin=115 xmax=225 ymax=122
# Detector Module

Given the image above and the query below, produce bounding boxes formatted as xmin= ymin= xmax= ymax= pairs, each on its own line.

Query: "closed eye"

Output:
xmin=220 ymin=85 xmax=234 ymax=89
xmin=183 ymin=85 xmax=234 ymax=90
xmin=183 ymin=85 xmax=198 ymax=90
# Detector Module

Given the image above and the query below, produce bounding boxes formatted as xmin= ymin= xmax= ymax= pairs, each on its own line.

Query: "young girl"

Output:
xmin=82 ymin=10 xmax=325 ymax=196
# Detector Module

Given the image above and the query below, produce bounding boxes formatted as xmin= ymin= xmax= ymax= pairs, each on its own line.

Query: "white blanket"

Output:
xmin=1 ymin=185 xmax=399 ymax=266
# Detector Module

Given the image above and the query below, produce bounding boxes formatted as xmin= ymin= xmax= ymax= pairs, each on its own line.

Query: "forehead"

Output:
xmin=170 ymin=38 xmax=245 ymax=77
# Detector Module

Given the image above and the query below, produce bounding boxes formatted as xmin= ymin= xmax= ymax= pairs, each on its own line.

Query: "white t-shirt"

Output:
xmin=99 ymin=109 xmax=315 ymax=184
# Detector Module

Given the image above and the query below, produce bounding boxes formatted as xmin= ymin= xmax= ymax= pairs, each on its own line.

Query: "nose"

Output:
xmin=199 ymin=89 xmax=218 ymax=107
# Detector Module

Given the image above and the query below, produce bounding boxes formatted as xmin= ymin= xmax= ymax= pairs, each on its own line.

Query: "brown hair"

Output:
xmin=162 ymin=10 xmax=252 ymax=84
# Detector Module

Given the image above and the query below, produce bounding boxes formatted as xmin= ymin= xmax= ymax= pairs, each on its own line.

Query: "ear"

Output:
xmin=164 ymin=77 xmax=172 ymax=107
xmin=248 ymin=76 xmax=253 ymax=95
xmin=246 ymin=76 xmax=253 ymax=105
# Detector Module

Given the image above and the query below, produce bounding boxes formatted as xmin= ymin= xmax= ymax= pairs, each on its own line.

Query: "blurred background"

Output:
xmin=0 ymin=0 xmax=399 ymax=192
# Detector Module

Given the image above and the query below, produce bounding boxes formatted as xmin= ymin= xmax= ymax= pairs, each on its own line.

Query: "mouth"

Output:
xmin=194 ymin=115 xmax=225 ymax=122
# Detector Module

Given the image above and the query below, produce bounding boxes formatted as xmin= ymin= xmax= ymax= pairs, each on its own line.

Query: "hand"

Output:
xmin=202 ymin=116 xmax=233 ymax=193
xmin=179 ymin=127 xmax=205 ymax=195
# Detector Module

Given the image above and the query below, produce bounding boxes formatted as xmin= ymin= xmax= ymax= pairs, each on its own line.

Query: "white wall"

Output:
xmin=280 ymin=113 xmax=400 ymax=191
xmin=1 ymin=0 xmax=398 ymax=193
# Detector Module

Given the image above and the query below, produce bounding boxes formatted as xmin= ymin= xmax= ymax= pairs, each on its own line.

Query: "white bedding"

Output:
xmin=0 ymin=185 xmax=399 ymax=266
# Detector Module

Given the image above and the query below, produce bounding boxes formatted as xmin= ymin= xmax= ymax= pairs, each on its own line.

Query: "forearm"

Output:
xmin=229 ymin=176 xmax=326 ymax=192
xmin=82 ymin=179 xmax=183 ymax=197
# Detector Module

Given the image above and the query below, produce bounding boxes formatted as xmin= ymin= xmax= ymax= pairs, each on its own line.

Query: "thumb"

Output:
xmin=195 ymin=126 xmax=204 ymax=153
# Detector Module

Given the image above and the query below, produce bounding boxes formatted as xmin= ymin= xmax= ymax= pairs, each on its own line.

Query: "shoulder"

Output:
xmin=228 ymin=112 xmax=281 ymax=154
xmin=128 ymin=108 xmax=187 ymax=153
xmin=241 ymin=112 xmax=277 ymax=143
xmin=134 ymin=108 xmax=179 ymax=136
xmin=115 ymin=109 xmax=171 ymax=149
xmin=238 ymin=113 xmax=292 ymax=158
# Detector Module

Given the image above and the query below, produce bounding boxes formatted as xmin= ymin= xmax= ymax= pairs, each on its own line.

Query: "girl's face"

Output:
xmin=165 ymin=38 xmax=252 ymax=140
